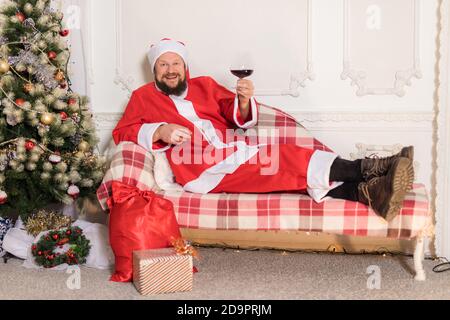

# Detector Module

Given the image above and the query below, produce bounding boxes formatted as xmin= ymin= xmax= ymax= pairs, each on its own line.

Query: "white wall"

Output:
xmin=90 ymin=0 xmax=437 ymax=111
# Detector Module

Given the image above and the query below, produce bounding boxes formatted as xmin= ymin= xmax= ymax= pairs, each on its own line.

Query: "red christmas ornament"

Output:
xmin=32 ymin=245 xmax=37 ymax=251
xmin=16 ymin=12 xmax=25 ymax=22
xmin=47 ymin=51 xmax=57 ymax=60
xmin=52 ymin=234 xmax=59 ymax=241
xmin=0 ymin=191 xmax=7 ymax=205
xmin=38 ymin=251 xmax=42 ymax=256
xmin=66 ymin=229 xmax=72 ymax=235
xmin=25 ymin=140 xmax=35 ymax=151
xmin=59 ymin=29 xmax=70 ymax=37
xmin=15 ymin=98 xmax=25 ymax=106
xmin=60 ymin=112 xmax=68 ymax=120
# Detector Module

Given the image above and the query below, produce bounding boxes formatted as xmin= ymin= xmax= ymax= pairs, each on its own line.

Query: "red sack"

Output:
xmin=107 ymin=181 xmax=181 ymax=282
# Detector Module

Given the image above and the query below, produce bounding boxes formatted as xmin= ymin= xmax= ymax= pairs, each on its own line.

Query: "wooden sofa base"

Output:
xmin=181 ymin=229 xmax=415 ymax=255
xmin=83 ymin=203 xmax=415 ymax=255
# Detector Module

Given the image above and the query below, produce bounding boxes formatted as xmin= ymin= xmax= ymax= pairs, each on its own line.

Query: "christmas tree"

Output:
xmin=0 ymin=0 xmax=106 ymax=220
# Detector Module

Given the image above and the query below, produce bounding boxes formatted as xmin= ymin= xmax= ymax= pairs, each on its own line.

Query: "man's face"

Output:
xmin=154 ymin=52 xmax=187 ymax=96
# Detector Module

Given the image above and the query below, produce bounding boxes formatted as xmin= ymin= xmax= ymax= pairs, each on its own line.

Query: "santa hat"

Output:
xmin=148 ymin=38 xmax=189 ymax=73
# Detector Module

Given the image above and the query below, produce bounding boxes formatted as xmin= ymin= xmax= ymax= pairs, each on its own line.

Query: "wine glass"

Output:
xmin=230 ymin=68 xmax=254 ymax=79
xmin=230 ymin=56 xmax=254 ymax=79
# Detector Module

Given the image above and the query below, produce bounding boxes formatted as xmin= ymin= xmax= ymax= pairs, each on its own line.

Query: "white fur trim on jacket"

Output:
xmin=233 ymin=97 xmax=258 ymax=129
xmin=307 ymin=150 xmax=343 ymax=203
xmin=138 ymin=122 xmax=170 ymax=153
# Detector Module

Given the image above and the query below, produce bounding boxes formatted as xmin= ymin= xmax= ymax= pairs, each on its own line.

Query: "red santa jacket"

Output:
xmin=113 ymin=76 xmax=260 ymax=193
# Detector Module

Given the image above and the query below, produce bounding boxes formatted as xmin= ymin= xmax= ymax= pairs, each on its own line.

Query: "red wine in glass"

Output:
xmin=230 ymin=69 xmax=254 ymax=79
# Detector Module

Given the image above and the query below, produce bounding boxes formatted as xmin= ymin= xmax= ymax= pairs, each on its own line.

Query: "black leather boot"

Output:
xmin=361 ymin=146 xmax=414 ymax=181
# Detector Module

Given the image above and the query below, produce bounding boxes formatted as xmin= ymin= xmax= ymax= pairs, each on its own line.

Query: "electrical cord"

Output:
xmin=433 ymin=257 xmax=450 ymax=273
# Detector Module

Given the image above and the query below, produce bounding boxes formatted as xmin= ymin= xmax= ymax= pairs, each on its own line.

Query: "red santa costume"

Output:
xmin=113 ymin=39 xmax=342 ymax=202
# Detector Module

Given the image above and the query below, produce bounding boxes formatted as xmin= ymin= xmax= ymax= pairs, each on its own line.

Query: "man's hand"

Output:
xmin=154 ymin=124 xmax=192 ymax=145
xmin=236 ymin=79 xmax=254 ymax=119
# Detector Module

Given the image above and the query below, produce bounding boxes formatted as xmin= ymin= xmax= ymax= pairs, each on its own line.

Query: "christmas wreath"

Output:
xmin=31 ymin=226 xmax=91 ymax=268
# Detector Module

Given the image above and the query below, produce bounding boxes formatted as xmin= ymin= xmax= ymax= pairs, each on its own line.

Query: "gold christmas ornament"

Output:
xmin=0 ymin=60 xmax=10 ymax=74
xmin=78 ymin=141 xmax=90 ymax=152
xmin=40 ymin=113 xmax=55 ymax=125
xmin=54 ymin=70 xmax=65 ymax=82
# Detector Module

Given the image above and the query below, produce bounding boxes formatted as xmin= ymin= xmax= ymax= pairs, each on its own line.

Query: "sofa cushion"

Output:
xmin=158 ymin=184 xmax=430 ymax=239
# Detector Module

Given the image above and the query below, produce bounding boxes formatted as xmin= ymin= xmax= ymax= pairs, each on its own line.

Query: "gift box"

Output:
xmin=133 ymin=248 xmax=193 ymax=295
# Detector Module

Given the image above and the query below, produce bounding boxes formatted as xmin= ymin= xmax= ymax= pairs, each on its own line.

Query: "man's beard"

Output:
xmin=155 ymin=74 xmax=187 ymax=96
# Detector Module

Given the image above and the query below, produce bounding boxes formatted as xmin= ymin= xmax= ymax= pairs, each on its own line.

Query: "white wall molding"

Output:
xmin=342 ymin=0 xmax=423 ymax=97
xmin=93 ymin=111 xmax=434 ymax=131
xmin=435 ymin=0 xmax=450 ymax=259
xmin=113 ymin=0 xmax=133 ymax=97
xmin=83 ymin=0 xmax=94 ymax=86
xmin=290 ymin=111 xmax=433 ymax=122
xmin=113 ymin=0 xmax=314 ymax=98
xmin=254 ymin=0 xmax=314 ymax=97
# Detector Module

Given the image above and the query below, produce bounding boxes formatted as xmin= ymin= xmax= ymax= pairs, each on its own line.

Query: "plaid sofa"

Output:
xmin=97 ymin=104 xmax=432 ymax=240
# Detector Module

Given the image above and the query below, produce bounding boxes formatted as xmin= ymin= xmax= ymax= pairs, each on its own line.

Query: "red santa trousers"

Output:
xmin=210 ymin=144 xmax=340 ymax=199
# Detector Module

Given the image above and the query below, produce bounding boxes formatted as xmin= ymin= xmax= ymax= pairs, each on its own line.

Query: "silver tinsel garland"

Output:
xmin=8 ymin=50 xmax=58 ymax=90
xmin=70 ymin=132 xmax=83 ymax=145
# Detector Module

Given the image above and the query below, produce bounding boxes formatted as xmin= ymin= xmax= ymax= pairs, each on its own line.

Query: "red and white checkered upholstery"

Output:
xmin=97 ymin=104 xmax=431 ymax=239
